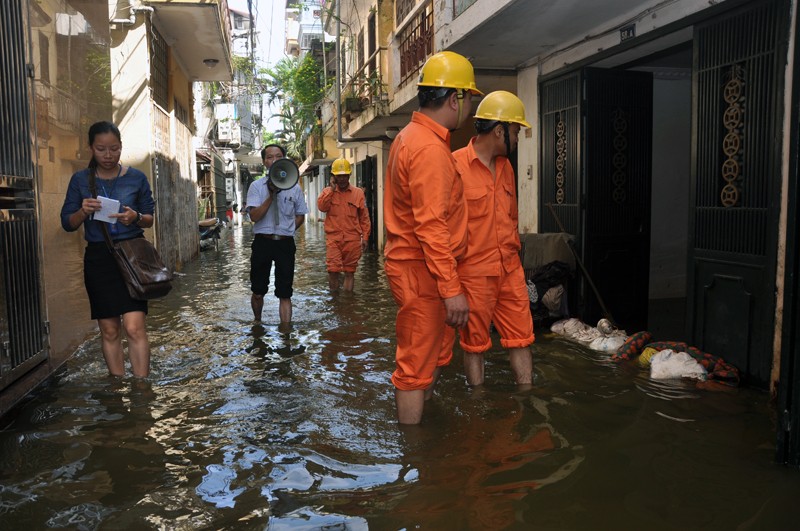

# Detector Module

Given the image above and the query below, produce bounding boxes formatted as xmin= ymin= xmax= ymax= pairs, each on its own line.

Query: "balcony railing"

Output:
xmin=341 ymin=48 xmax=389 ymax=114
xmin=398 ymin=3 xmax=433 ymax=85
xmin=33 ymin=81 xmax=81 ymax=132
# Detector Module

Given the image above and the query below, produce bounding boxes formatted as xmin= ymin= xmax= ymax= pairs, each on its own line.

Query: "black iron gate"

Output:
xmin=539 ymin=72 xmax=581 ymax=236
xmin=355 ymin=155 xmax=378 ymax=251
xmin=688 ymin=0 xmax=789 ymax=387
xmin=539 ymin=68 xmax=653 ymax=330
xmin=0 ymin=0 xmax=49 ymax=391
xmin=583 ymin=68 xmax=653 ymax=332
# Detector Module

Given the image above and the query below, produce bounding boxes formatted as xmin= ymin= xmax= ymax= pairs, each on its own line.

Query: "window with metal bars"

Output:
xmin=151 ymin=26 xmax=168 ymax=109
xmin=396 ymin=0 xmax=415 ymax=23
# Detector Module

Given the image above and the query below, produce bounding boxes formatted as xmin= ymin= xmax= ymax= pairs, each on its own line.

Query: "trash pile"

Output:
xmin=550 ymin=319 xmax=740 ymax=385
xmin=550 ymin=317 xmax=627 ymax=353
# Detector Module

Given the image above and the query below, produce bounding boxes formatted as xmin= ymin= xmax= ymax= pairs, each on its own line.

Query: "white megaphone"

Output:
xmin=268 ymin=158 xmax=300 ymax=190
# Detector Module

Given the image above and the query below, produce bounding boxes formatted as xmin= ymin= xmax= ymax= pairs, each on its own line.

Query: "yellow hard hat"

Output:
xmin=418 ymin=51 xmax=483 ymax=96
xmin=474 ymin=91 xmax=531 ymax=128
xmin=331 ymin=158 xmax=352 ymax=175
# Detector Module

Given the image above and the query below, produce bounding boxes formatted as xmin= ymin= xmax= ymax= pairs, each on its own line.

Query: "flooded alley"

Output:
xmin=2 ymin=223 xmax=800 ymax=530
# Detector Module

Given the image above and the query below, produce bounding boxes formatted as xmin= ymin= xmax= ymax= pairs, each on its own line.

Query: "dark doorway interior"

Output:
xmin=627 ymin=43 xmax=693 ymax=341
xmin=587 ymin=42 xmax=693 ymax=340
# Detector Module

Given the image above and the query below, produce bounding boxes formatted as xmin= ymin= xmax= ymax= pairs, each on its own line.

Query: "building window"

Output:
xmin=368 ymin=11 xmax=376 ymax=77
xmin=38 ymin=32 xmax=50 ymax=83
xmin=398 ymin=3 xmax=433 ymax=83
xmin=174 ymin=98 xmax=189 ymax=126
xmin=151 ymin=26 xmax=168 ymax=109
xmin=357 ymin=29 xmax=365 ymax=71
xmin=396 ymin=0 xmax=415 ymax=22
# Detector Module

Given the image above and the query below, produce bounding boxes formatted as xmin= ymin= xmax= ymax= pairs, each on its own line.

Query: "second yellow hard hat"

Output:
xmin=474 ymin=90 xmax=531 ymax=128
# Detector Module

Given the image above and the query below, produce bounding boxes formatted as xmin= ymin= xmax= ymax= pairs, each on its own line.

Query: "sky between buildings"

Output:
xmin=228 ymin=0 xmax=287 ymax=135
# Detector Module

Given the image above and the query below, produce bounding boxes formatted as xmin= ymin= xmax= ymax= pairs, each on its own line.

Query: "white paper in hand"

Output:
xmin=94 ymin=195 xmax=121 ymax=224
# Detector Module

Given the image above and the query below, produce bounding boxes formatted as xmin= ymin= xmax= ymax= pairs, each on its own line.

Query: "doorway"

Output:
xmin=539 ymin=0 xmax=788 ymax=387
xmin=625 ymin=43 xmax=693 ymax=341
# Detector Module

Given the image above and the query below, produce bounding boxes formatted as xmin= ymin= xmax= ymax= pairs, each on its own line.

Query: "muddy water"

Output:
xmin=1 ymin=223 xmax=799 ymax=530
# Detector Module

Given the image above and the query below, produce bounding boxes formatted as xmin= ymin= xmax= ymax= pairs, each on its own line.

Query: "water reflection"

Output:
xmin=1 ymin=223 xmax=800 ymax=529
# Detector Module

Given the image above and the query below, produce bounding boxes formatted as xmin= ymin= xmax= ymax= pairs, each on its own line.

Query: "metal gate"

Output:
xmin=0 ymin=0 xmax=49 ymax=391
xmin=355 ymin=156 xmax=378 ymax=251
xmin=688 ymin=0 xmax=789 ymax=387
xmin=539 ymin=68 xmax=653 ymax=330
xmin=583 ymin=68 xmax=653 ymax=332
xmin=539 ymin=72 xmax=581 ymax=236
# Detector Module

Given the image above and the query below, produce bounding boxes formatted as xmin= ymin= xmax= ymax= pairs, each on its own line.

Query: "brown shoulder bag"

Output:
xmin=89 ymin=170 xmax=173 ymax=301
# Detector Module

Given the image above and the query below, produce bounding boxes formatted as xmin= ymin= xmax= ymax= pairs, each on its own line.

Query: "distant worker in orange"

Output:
xmin=451 ymin=90 xmax=534 ymax=386
xmin=384 ymin=51 xmax=483 ymax=424
xmin=317 ymin=157 xmax=371 ymax=292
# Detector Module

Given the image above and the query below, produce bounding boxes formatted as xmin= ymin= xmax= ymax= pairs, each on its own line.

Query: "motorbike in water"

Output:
xmin=199 ymin=218 xmax=224 ymax=251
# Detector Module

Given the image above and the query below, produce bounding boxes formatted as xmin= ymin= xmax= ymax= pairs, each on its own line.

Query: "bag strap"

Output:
xmin=88 ymin=167 xmax=116 ymax=251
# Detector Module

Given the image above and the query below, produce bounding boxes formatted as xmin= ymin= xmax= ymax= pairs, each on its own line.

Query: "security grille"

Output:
xmin=689 ymin=0 xmax=788 ymax=387
xmin=0 ymin=0 xmax=49 ymax=390
xmin=539 ymin=71 xmax=581 ymax=236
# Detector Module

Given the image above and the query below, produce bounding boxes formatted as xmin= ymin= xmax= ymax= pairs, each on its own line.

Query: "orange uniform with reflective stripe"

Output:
xmin=384 ymin=111 xmax=468 ymax=390
xmin=317 ymin=185 xmax=371 ymax=242
xmin=452 ymin=139 xmax=534 ymax=352
xmin=384 ymin=112 xmax=467 ymax=298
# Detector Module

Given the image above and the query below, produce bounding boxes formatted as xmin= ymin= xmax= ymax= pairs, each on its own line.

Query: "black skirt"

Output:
xmin=84 ymin=242 xmax=148 ymax=320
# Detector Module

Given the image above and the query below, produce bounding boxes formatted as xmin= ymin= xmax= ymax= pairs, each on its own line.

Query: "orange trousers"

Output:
xmin=326 ymin=239 xmax=362 ymax=273
xmin=385 ymin=259 xmax=455 ymax=390
xmin=458 ymin=265 xmax=534 ymax=353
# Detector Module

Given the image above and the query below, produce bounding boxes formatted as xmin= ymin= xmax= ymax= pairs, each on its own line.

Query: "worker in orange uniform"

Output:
xmin=450 ymin=91 xmax=534 ymax=386
xmin=384 ymin=51 xmax=483 ymax=424
xmin=317 ymin=157 xmax=371 ymax=292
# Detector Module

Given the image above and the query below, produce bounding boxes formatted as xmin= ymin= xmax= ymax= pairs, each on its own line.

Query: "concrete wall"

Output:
xmin=517 ymin=66 xmax=540 ymax=234
xmin=35 ymin=0 xmax=117 ymax=359
xmin=110 ymin=18 xmax=199 ymax=270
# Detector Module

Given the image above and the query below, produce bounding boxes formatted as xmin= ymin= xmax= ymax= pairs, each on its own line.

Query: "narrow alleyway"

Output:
xmin=1 ymin=223 xmax=799 ymax=529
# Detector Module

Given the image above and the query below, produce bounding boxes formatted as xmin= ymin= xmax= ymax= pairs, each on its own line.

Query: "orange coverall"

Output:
xmin=317 ymin=185 xmax=371 ymax=272
xmin=451 ymin=138 xmax=534 ymax=353
xmin=384 ymin=111 xmax=468 ymax=390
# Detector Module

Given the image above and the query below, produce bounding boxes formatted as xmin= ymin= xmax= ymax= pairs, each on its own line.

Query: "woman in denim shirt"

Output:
xmin=60 ymin=121 xmax=156 ymax=378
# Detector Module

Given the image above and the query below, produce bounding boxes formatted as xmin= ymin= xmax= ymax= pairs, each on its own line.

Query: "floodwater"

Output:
xmin=2 ymin=223 xmax=800 ymax=530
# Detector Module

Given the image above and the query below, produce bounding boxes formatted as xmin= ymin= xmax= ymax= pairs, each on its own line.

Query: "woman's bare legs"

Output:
xmin=97 ymin=312 xmax=150 ymax=377
xmin=123 ymin=311 xmax=150 ymax=377
xmin=97 ymin=316 xmax=125 ymax=376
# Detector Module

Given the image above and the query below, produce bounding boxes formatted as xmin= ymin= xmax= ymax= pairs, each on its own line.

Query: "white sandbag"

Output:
xmin=542 ymin=285 xmax=565 ymax=312
xmin=551 ymin=317 xmax=603 ymax=343
xmin=572 ymin=327 xmax=602 ymax=343
xmin=588 ymin=335 xmax=627 ymax=352
xmin=650 ymin=350 xmax=707 ymax=381
xmin=551 ymin=318 xmax=577 ymax=335
xmin=562 ymin=318 xmax=592 ymax=338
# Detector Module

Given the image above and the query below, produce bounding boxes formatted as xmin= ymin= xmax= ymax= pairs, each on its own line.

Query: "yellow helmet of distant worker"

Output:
xmin=474 ymin=91 xmax=531 ymax=128
xmin=418 ymin=51 xmax=483 ymax=96
xmin=331 ymin=158 xmax=352 ymax=175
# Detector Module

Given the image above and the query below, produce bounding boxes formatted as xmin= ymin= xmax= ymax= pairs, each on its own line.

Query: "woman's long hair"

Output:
xmin=87 ymin=121 xmax=122 ymax=180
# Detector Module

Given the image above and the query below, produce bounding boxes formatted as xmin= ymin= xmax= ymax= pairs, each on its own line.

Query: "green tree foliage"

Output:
xmin=262 ymin=131 xmax=279 ymax=146
xmin=264 ymin=53 xmax=329 ymax=161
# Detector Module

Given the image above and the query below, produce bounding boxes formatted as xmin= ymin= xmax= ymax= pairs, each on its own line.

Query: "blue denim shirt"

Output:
xmin=60 ymin=167 xmax=155 ymax=243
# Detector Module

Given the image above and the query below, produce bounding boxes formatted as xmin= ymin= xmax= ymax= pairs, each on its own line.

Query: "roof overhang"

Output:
xmin=145 ymin=0 xmax=233 ymax=82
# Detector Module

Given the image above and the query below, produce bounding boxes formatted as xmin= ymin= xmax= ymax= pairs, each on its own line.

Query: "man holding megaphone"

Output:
xmin=246 ymin=144 xmax=308 ymax=324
